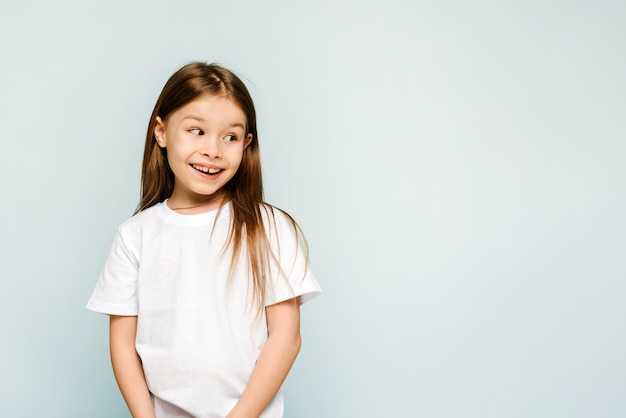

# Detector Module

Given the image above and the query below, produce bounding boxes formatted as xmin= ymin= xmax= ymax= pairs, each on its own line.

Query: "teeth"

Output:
xmin=193 ymin=164 xmax=221 ymax=174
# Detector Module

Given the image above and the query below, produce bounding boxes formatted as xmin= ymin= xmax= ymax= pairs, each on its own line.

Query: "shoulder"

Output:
xmin=116 ymin=202 xmax=164 ymax=236
xmin=258 ymin=203 xmax=307 ymax=250
xmin=106 ymin=203 xmax=166 ymax=262
xmin=259 ymin=203 xmax=299 ymax=232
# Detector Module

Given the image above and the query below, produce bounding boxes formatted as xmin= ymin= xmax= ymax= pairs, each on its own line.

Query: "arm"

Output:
xmin=109 ymin=315 xmax=156 ymax=418
xmin=227 ymin=297 xmax=302 ymax=418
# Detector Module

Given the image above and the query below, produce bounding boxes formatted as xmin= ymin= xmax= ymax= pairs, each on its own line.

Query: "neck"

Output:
xmin=167 ymin=194 xmax=226 ymax=214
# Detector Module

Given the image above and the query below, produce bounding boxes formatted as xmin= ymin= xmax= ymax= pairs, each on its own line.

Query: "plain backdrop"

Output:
xmin=1 ymin=1 xmax=625 ymax=417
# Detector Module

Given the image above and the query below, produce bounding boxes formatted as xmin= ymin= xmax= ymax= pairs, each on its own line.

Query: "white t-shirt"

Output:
xmin=87 ymin=201 xmax=321 ymax=418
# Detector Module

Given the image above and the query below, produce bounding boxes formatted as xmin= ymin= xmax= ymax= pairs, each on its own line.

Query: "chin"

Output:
xmin=195 ymin=186 xmax=227 ymax=198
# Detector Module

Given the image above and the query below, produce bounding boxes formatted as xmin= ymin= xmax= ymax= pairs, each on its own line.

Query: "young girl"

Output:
xmin=87 ymin=62 xmax=321 ymax=418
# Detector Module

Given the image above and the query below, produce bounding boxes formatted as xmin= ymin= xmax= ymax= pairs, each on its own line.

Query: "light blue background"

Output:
xmin=1 ymin=1 xmax=624 ymax=417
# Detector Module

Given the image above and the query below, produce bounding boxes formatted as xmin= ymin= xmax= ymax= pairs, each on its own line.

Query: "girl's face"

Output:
xmin=154 ymin=94 xmax=252 ymax=212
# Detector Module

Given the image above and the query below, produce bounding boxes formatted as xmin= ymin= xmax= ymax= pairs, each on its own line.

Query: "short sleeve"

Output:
xmin=263 ymin=208 xmax=322 ymax=307
xmin=86 ymin=229 xmax=140 ymax=316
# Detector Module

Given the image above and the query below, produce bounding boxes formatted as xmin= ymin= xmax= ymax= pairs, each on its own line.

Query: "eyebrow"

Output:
xmin=182 ymin=115 xmax=245 ymax=130
xmin=182 ymin=115 xmax=206 ymax=122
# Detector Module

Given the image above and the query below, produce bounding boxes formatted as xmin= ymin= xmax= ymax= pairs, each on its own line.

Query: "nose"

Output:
xmin=200 ymin=136 xmax=222 ymax=159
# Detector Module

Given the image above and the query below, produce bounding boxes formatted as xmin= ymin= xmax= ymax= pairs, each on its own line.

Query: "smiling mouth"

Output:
xmin=191 ymin=164 xmax=223 ymax=175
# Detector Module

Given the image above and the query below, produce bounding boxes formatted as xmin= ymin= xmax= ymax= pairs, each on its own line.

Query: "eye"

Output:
xmin=189 ymin=128 xmax=204 ymax=136
xmin=224 ymin=134 xmax=237 ymax=142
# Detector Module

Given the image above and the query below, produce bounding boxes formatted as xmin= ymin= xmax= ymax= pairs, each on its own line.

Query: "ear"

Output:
xmin=154 ymin=116 xmax=167 ymax=148
xmin=244 ymin=133 xmax=253 ymax=149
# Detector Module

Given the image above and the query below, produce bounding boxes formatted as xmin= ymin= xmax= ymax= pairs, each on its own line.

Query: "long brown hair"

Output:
xmin=137 ymin=62 xmax=305 ymax=311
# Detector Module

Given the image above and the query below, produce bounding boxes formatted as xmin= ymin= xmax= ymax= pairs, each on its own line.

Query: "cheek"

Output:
xmin=165 ymin=149 xmax=189 ymax=173
xmin=234 ymin=150 xmax=246 ymax=167
xmin=227 ymin=145 xmax=244 ymax=159
xmin=166 ymin=143 xmax=188 ymax=161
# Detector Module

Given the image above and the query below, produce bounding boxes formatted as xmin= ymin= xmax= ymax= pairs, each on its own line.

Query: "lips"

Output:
xmin=191 ymin=164 xmax=223 ymax=175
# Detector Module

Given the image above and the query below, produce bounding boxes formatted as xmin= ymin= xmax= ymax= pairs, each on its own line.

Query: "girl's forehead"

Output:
xmin=170 ymin=94 xmax=247 ymax=124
